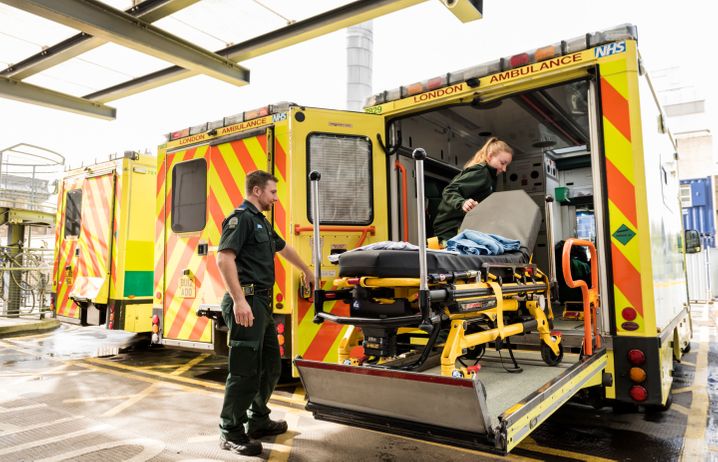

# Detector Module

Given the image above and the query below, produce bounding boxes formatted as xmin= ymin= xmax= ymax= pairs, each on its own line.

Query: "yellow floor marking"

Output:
xmin=63 ymin=391 xmax=186 ymax=404
xmin=102 ymin=382 xmax=162 ymax=417
xmin=671 ymin=404 xmax=690 ymax=416
xmin=83 ymin=357 xmax=225 ymax=391
xmin=267 ymin=412 xmax=301 ymax=462
xmin=520 ymin=437 xmax=617 ymax=462
xmin=100 ymin=353 xmax=214 ymax=417
xmin=672 ymin=386 xmax=695 ymax=394
xmin=680 ymin=328 xmax=709 ymax=461
xmin=291 ymin=386 xmax=305 ymax=402
xmin=170 ymin=353 xmax=210 ymax=376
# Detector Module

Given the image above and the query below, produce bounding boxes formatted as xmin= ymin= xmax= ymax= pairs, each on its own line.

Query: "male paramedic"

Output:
xmin=216 ymin=170 xmax=315 ymax=456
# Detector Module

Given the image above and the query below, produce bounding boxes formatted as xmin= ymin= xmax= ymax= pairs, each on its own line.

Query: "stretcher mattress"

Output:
xmin=338 ymin=249 xmax=528 ymax=278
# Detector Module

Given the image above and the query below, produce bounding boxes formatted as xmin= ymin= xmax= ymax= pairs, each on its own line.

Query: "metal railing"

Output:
xmin=0 ymin=245 xmax=54 ymax=318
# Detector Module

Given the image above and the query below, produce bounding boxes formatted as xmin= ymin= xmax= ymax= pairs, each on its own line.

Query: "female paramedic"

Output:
xmin=432 ymin=137 xmax=513 ymax=243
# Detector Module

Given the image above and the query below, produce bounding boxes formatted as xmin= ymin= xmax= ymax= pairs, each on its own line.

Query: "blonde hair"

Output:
xmin=464 ymin=137 xmax=513 ymax=168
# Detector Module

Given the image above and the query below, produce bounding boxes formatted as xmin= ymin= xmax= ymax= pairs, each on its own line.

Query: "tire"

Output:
xmin=541 ymin=339 xmax=563 ymax=366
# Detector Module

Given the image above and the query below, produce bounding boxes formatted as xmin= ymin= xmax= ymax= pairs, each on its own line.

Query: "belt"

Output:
xmin=241 ymin=284 xmax=272 ymax=296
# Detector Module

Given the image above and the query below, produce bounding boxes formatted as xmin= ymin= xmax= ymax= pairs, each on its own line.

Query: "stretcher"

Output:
xmin=296 ymin=149 xmax=604 ymax=453
xmin=306 ymin=150 xmax=563 ymax=378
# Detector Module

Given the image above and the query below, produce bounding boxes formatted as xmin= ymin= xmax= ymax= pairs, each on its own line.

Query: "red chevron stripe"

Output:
xmin=601 ymin=77 xmax=631 ymax=141
xmin=211 ymin=147 xmax=244 ymax=206
xmin=274 ymin=137 xmax=287 ymax=180
xmin=232 ymin=140 xmax=260 ymax=176
xmin=605 ymin=159 xmax=638 ymax=228
xmin=610 ymin=242 xmax=643 ymax=316
xmin=166 ymin=236 xmax=201 ymax=338
xmin=274 ymin=201 xmax=287 ymax=238
xmin=274 ymin=255 xmax=286 ymax=298
xmin=302 ymin=301 xmax=350 ymax=361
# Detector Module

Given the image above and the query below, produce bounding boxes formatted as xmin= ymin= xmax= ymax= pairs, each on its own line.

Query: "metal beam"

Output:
xmin=0 ymin=0 xmax=249 ymax=87
xmin=0 ymin=76 xmax=116 ymax=119
xmin=86 ymin=0 xmax=432 ymax=102
xmin=2 ymin=0 xmax=200 ymax=80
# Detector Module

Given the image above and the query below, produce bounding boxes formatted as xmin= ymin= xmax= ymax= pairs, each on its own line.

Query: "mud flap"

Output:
xmin=295 ymin=358 xmax=498 ymax=451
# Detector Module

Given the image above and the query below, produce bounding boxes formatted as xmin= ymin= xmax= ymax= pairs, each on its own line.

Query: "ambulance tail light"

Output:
xmin=629 ymin=385 xmax=648 ymax=402
xmin=622 ymin=307 xmax=637 ymax=321
xmin=274 ymin=314 xmax=290 ymax=358
xmin=627 ymin=349 xmax=646 ymax=366
xmin=151 ymin=311 xmax=161 ymax=344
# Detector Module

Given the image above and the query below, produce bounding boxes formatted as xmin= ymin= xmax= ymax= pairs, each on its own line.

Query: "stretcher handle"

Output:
xmin=412 ymin=148 xmax=433 ymax=332
xmin=309 ymin=170 xmax=325 ymax=322
xmin=561 ymin=238 xmax=600 ymax=356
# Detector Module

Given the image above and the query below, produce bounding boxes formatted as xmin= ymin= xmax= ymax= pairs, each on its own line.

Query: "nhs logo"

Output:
xmin=594 ymin=41 xmax=626 ymax=58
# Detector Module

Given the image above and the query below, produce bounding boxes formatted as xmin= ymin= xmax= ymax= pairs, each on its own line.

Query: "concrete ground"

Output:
xmin=0 ymin=304 xmax=715 ymax=461
xmin=0 ymin=315 xmax=59 ymax=338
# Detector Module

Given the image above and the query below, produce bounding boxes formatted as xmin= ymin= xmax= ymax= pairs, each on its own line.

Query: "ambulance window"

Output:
xmin=171 ymin=159 xmax=207 ymax=233
xmin=64 ymin=189 xmax=82 ymax=238
xmin=307 ymin=134 xmax=372 ymax=225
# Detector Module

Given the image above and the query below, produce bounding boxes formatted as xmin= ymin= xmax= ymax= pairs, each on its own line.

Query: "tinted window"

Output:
xmin=64 ymin=189 xmax=82 ymax=238
xmin=171 ymin=159 xmax=207 ymax=233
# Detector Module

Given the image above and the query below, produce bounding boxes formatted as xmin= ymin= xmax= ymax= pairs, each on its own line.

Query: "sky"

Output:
xmin=0 ymin=0 xmax=715 ymax=168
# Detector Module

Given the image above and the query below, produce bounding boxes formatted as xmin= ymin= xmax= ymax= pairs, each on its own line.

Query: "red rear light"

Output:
xmin=279 ymin=346 xmax=285 ymax=356
xmin=152 ymin=314 xmax=160 ymax=324
xmin=510 ymin=53 xmax=530 ymax=67
xmin=622 ymin=307 xmax=637 ymax=321
xmin=629 ymin=385 xmax=648 ymax=402
xmin=276 ymin=323 xmax=285 ymax=334
xmin=276 ymin=293 xmax=284 ymax=302
xmin=627 ymin=349 xmax=646 ymax=366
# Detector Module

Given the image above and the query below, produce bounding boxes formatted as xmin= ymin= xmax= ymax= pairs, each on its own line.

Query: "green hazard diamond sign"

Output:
xmin=612 ymin=224 xmax=636 ymax=245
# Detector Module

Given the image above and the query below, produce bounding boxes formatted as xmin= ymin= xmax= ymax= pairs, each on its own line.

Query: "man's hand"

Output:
xmin=462 ymin=198 xmax=478 ymax=213
xmin=303 ymin=270 xmax=316 ymax=291
xmin=233 ymin=297 xmax=254 ymax=327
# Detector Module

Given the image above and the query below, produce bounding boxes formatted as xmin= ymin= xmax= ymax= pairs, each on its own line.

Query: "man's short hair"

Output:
xmin=246 ymin=170 xmax=278 ymax=194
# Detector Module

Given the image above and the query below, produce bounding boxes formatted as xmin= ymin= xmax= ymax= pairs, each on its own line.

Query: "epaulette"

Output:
xmin=222 ymin=206 xmax=246 ymax=230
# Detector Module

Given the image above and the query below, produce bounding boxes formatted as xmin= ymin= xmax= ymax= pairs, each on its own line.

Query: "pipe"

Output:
xmin=412 ymin=148 xmax=432 ymax=331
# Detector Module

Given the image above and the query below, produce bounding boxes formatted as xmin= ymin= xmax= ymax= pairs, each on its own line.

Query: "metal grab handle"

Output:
xmin=412 ymin=148 xmax=433 ymax=332
xmin=561 ymin=238 xmax=600 ymax=355
xmin=544 ymin=195 xmax=557 ymax=285
xmin=309 ymin=171 xmax=325 ymax=323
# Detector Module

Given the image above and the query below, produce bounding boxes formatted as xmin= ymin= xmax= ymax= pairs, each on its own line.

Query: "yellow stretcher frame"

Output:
xmin=333 ymin=267 xmax=563 ymax=378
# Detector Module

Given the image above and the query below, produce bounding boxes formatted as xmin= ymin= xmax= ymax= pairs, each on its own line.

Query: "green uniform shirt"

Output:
xmin=432 ymin=162 xmax=497 ymax=242
xmin=217 ymin=200 xmax=286 ymax=289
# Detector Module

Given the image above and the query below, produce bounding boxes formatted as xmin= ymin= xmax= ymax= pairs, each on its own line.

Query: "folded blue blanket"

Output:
xmin=446 ymin=230 xmax=521 ymax=256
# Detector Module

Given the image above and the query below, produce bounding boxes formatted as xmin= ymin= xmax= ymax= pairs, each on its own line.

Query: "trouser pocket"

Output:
xmin=228 ymin=340 xmax=259 ymax=376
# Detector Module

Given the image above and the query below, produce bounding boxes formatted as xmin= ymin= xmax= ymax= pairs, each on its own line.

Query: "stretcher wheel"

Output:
xmin=540 ymin=339 xmax=563 ymax=366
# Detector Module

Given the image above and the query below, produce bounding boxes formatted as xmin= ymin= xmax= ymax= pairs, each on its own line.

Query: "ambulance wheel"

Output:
xmin=541 ymin=340 xmax=563 ymax=366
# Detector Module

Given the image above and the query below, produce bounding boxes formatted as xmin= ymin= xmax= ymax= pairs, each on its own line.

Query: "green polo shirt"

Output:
xmin=432 ymin=162 xmax=497 ymax=242
xmin=217 ymin=200 xmax=286 ymax=289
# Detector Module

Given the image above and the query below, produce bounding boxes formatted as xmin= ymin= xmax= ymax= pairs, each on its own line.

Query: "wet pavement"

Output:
xmin=0 ymin=305 xmax=716 ymax=461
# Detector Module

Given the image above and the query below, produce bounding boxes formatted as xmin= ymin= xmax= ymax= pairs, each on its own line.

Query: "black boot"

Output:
xmin=219 ymin=434 xmax=262 ymax=456
xmin=248 ymin=419 xmax=288 ymax=439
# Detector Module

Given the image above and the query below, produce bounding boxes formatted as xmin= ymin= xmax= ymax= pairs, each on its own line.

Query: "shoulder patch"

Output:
xmin=228 ymin=216 xmax=239 ymax=229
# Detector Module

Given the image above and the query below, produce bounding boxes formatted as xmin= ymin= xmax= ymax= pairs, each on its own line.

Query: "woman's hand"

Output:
xmin=462 ymin=198 xmax=479 ymax=213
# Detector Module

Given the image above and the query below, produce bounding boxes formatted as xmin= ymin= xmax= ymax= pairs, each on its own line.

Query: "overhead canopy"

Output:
xmin=0 ymin=0 xmax=483 ymax=119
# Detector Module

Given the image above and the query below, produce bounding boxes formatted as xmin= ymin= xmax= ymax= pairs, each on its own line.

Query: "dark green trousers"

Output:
xmin=219 ymin=292 xmax=280 ymax=440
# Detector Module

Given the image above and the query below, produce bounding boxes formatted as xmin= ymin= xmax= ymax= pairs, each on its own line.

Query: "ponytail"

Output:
xmin=464 ymin=137 xmax=513 ymax=168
